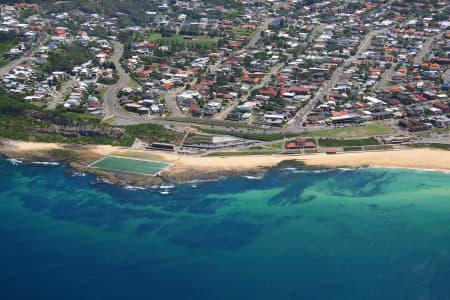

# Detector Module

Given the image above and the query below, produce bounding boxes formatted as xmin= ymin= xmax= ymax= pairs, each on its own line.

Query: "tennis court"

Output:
xmin=90 ymin=155 xmax=170 ymax=175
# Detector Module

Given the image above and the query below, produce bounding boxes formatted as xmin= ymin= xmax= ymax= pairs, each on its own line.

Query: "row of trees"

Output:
xmin=41 ymin=43 xmax=94 ymax=74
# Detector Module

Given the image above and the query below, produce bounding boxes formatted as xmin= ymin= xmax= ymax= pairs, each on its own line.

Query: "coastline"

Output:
xmin=1 ymin=139 xmax=450 ymax=186
xmin=167 ymin=148 xmax=450 ymax=173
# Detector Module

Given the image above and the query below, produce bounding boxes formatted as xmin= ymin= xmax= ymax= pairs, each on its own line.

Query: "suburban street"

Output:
xmin=214 ymin=62 xmax=284 ymax=120
xmin=413 ymin=32 xmax=443 ymax=66
xmin=0 ymin=33 xmax=47 ymax=77
xmin=47 ymin=78 xmax=75 ymax=109
xmin=101 ymin=34 xmax=406 ymax=138
xmin=161 ymin=87 xmax=184 ymax=117
xmin=373 ymin=63 xmax=397 ymax=91
xmin=290 ymin=29 xmax=382 ymax=128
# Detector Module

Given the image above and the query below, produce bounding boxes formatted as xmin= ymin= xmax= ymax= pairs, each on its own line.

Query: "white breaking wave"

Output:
xmin=124 ymin=185 xmax=147 ymax=191
xmin=96 ymin=178 xmax=113 ymax=185
xmin=337 ymin=167 xmax=356 ymax=172
xmin=31 ymin=161 xmax=59 ymax=166
xmin=312 ymin=169 xmax=334 ymax=174
xmin=244 ymin=174 xmax=265 ymax=180
xmin=71 ymin=171 xmax=87 ymax=177
xmin=368 ymin=165 xmax=450 ymax=174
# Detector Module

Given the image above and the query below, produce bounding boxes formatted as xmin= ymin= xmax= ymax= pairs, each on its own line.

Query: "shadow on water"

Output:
xmin=0 ymin=159 xmax=395 ymax=249
xmin=168 ymin=219 xmax=264 ymax=250
xmin=324 ymin=169 xmax=394 ymax=198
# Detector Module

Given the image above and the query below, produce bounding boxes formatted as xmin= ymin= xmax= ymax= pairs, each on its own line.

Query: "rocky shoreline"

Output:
xmin=3 ymin=139 xmax=450 ymax=188
xmin=0 ymin=139 xmax=266 ymax=187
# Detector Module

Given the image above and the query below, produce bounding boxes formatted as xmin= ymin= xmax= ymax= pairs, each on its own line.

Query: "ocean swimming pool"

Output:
xmin=90 ymin=155 xmax=170 ymax=175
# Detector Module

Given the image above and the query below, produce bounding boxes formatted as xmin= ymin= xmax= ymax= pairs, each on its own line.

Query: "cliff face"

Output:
xmin=34 ymin=125 xmax=126 ymax=139
xmin=25 ymin=109 xmax=126 ymax=141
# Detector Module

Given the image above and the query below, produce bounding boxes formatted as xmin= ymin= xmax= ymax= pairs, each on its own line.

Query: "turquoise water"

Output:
xmin=1 ymin=158 xmax=450 ymax=299
xmin=91 ymin=155 xmax=170 ymax=175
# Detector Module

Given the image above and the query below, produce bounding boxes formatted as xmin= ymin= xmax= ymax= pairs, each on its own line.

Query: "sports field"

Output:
xmin=90 ymin=156 xmax=170 ymax=175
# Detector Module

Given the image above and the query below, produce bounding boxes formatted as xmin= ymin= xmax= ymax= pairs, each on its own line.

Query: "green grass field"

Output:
xmin=91 ymin=156 xmax=170 ymax=175
xmin=206 ymin=150 xmax=279 ymax=157
xmin=303 ymin=125 xmax=394 ymax=138
xmin=0 ymin=41 xmax=15 ymax=67
xmin=317 ymin=138 xmax=379 ymax=147
xmin=146 ymin=33 xmax=219 ymax=50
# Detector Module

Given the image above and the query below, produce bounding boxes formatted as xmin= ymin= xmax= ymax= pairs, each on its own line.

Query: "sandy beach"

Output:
xmin=3 ymin=140 xmax=118 ymax=157
xmin=168 ymin=148 xmax=450 ymax=173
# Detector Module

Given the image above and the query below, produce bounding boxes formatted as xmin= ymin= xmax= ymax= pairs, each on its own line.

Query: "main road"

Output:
xmin=103 ymin=41 xmax=133 ymax=120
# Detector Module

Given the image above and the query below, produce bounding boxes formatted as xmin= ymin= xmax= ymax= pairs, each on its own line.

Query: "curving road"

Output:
xmin=103 ymin=41 xmax=134 ymax=120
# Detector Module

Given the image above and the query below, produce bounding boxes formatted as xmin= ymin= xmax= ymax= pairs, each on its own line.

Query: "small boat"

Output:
xmin=160 ymin=190 xmax=170 ymax=195
xmin=191 ymin=184 xmax=198 ymax=188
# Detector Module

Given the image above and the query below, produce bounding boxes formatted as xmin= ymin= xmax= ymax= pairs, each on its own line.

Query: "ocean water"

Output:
xmin=1 ymin=158 xmax=450 ymax=300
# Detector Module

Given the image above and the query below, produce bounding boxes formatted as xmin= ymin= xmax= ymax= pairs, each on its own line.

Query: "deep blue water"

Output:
xmin=1 ymin=158 xmax=450 ymax=300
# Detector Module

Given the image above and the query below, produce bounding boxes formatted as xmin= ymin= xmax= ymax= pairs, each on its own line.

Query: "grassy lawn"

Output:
xmin=161 ymin=117 xmax=260 ymax=129
xmin=263 ymin=141 xmax=283 ymax=150
xmin=127 ymin=77 xmax=141 ymax=88
xmin=29 ymin=101 xmax=48 ymax=108
xmin=409 ymin=143 xmax=450 ymax=151
xmin=206 ymin=150 xmax=279 ymax=157
xmin=200 ymin=129 xmax=286 ymax=141
xmin=0 ymin=41 xmax=15 ymax=68
xmin=146 ymin=33 xmax=219 ymax=50
xmin=184 ymin=133 xmax=212 ymax=145
xmin=317 ymin=138 xmax=379 ymax=147
xmin=303 ymin=125 xmax=394 ymax=138
xmin=305 ymin=149 xmax=319 ymax=154
xmin=102 ymin=115 xmax=120 ymax=125
xmin=365 ymin=145 xmax=394 ymax=151
xmin=344 ymin=146 xmax=362 ymax=151
xmin=415 ymin=128 xmax=450 ymax=138
xmin=61 ymin=112 xmax=103 ymax=124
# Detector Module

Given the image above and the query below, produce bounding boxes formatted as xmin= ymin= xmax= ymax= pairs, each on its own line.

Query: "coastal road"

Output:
xmin=103 ymin=41 xmax=133 ymax=120
xmin=0 ymin=33 xmax=47 ymax=77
